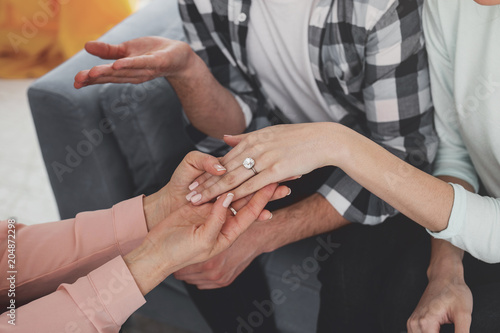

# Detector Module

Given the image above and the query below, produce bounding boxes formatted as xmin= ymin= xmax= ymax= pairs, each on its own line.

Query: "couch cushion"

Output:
xmin=99 ymin=78 xmax=194 ymax=196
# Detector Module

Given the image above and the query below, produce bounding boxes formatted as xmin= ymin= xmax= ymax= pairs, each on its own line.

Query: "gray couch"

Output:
xmin=28 ymin=0 xmax=327 ymax=332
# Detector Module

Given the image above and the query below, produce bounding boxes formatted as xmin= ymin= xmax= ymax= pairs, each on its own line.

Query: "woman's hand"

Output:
xmin=143 ymin=151 xmax=290 ymax=230
xmin=74 ymin=37 xmax=199 ymax=88
xmin=187 ymin=123 xmax=340 ymax=205
xmin=143 ymin=151 xmax=227 ymax=231
xmin=124 ymin=184 xmax=280 ymax=295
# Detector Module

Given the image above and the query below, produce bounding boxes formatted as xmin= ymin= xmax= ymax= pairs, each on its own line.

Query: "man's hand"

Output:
xmin=407 ymin=276 xmax=473 ymax=333
xmin=75 ymin=37 xmax=247 ymax=138
xmin=125 ymin=184 xmax=280 ymax=296
xmin=175 ymin=193 xmax=350 ymax=289
xmin=74 ymin=37 xmax=198 ymax=88
xmin=173 ymin=222 xmax=265 ymax=289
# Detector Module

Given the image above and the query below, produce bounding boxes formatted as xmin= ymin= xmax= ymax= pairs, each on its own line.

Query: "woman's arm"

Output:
xmin=0 ymin=186 xmax=279 ymax=332
xmin=0 ymin=196 xmax=148 ymax=307
xmin=187 ymin=122 xmax=499 ymax=262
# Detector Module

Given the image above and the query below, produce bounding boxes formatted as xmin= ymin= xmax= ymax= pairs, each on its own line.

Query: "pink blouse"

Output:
xmin=0 ymin=196 xmax=148 ymax=332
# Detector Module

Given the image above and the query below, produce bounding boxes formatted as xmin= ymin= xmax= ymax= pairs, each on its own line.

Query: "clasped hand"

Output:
xmin=124 ymin=151 xmax=290 ymax=295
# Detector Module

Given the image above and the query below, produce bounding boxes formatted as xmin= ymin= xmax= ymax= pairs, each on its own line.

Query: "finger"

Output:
xmin=407 ymin=317 xmax=439 ymax=333
xmin=173 ymin=270 xmax=207 ymax=281
xmin=79 ymin=76 xmax=151 ymax=87
xmin=219 ymin=184 xmax=277 ymax=240
xmin=190 ymin=165 xmax=255 ymax=205
xmin=189 ymin=153 xmax=246 ymax=193
xmin=257 ymin=210 xmax=273 ymax=221
xmin=453 ymin=314 xmax=472 ymax=333
xmin=74 ymin=70 xmax=91 ymax=88
xmin=231 ymin=185 xmax=290 ymax=211
xmin=85 ymin=41 xmax=127 ymax=59
xmin=280 ymin=175 xmax=302 ymax=182
xmin=223 ymin=133 xmax=247 ymax=147
xmin=199 ymin=193 xmax=234 ymax=243
xmin=196 ymin=283 xmax=229 ymax=290
xmin=233 ymin=167 xmax=290 ymax=201
xmin=184 ymin=151 xmax=227 ymax=177
xmin=173 ymin=264 xmax=205 ymax=279
xmin=113 ymin=54 xmax=164 ymax=70
xmin=87 ymin=65 xmax=155 ymax=79
xmin=181 ymin=152 xmax=227 ymax=195
xmin=189 ymin=172 xmax=219 ymax=191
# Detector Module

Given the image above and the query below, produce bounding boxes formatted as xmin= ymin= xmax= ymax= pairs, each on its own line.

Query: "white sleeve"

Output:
xmin=423 ymin=0 xmax=479 ymax=192
xmin=428 ymin=183 xmax=500 ymax=263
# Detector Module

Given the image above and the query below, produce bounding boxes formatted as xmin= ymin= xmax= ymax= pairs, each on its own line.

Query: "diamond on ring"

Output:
xmin=243 ymin=158 xmax=255 ymax=169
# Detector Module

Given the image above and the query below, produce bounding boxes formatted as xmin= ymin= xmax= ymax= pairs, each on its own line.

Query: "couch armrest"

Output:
xmin=28 ymin=0 xmax=184 ymax=218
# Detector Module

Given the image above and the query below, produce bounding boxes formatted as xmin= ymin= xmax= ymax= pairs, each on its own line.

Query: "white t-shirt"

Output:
xmin=246 ymin=0 xmax=332 ymax=124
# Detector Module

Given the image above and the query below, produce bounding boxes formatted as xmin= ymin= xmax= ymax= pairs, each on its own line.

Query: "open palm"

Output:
xmin=74 ymin=36 xmax=195 ymax=88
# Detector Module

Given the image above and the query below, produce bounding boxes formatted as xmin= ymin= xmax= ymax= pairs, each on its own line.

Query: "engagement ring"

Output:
xmin=243 ymin=157 xmax=258 ymax=175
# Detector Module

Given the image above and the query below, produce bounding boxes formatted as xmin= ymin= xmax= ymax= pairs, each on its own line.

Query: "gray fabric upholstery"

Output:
xmin=28 ymin=1 xmax=325 ymax=332
xmin=99 ymin=78 xmax=193 ymax=197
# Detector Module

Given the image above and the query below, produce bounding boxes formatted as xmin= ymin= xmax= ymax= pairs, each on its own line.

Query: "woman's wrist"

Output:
xmin=322 ymin=122 xmax=354 ymax=169
xmin=123 ymin=240 xmax=177 ymax=296
xmin=143 ymin=186 xmax=173 ymax=231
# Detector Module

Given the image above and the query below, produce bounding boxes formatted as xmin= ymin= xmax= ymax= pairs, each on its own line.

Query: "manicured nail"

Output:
xmin=191 ymin=193 xmax=202 ymax=203
xmin=215 ymin=164 xmax=226 ymax=171
xmin=287 ymin=188 xmax=292 ymax=196
xmin=188 ymin=181 xmax=199 ymax=191
xmin=268 ymin=212 xmax=273 ymax=220
xmin=186 ymin=191 xmax=197 ymax=201
xmin=223 ymin=134 xmax=233 ymax=137
xmin=222 ymin=193 xmax=234 ymax=208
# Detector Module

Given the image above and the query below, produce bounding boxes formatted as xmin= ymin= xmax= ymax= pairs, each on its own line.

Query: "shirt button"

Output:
xmin=238 ymin=12 xmax=247 ymax=22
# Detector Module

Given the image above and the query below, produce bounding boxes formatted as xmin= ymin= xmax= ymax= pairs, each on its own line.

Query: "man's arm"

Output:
xmin=75 ymin=37 xmax=246 ymax=140
xmin=174 ymin=193 xmax=349 ymax=288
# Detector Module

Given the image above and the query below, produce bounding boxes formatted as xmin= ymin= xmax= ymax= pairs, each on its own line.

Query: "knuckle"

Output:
xmin=202 ymin=261 xmax=215 ymax=271
xmin=207 ymin=272 xmax=223 ymax=281
xmin=407 ymin=317 xmax=417 ymax=329
xmin=253 ymin=143 xmax=265 ymax=154
xmin=418 ymin=318 xmax=431 ymax=329
xmin=222 ymin=173 xmax=238 ymax=186
xmin=268 ymin=162 xmax=282 ymax=175
xmin=219 ymin=280 xmax=231 ymax=288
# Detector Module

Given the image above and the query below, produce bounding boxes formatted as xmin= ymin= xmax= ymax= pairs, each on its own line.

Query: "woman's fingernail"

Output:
xmin=222 ymin=193 xmax=234 ymax=208
xmin=287 ymin=188 xmax=292 ymax=196
xmin=223 ymin=134 xmax=233 ymax=137
xmin=191 ymin=194 xmax=202 ymax=203
xmin=215 ymin=164 xmax=226 ymax=171
xmin=186 ymin=191 xmax=197 ymax=201
xmin=189 ymin=181 xmax=199 ymax=191
xmin=268 ymin=212 xmax=273 ymax=220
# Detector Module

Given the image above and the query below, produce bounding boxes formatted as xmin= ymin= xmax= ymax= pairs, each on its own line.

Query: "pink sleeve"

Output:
xmin=0 ymin=256 xmax=146 ymax=332
xmin=0 ymin=196 xmax=148 ymax=306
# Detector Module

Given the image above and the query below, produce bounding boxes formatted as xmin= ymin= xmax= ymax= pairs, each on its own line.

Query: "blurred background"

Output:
xmin=0 ymin=0 xmax=150 ymax=225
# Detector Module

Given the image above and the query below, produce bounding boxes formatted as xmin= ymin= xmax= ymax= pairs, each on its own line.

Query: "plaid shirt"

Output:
xmin=179 ymin=0 xmax=438 ymax=225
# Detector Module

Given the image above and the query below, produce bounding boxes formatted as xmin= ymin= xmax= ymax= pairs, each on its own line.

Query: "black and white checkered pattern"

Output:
xmin=179 ymin=0 xmax=438 ymax=225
